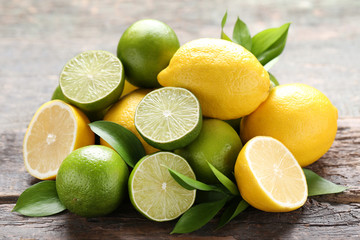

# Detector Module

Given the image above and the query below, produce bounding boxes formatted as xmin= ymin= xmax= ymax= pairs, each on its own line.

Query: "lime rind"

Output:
xmin=134 ymin=87 xmax=202 ymax=150
xmin=128 ymin=152 xmax=196 ymax=222
xmin=60 ymin=50 xmax=125 ymax=112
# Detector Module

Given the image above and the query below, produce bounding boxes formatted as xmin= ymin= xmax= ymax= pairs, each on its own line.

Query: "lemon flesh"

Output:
xmin=234 ymin=136 xmax=308 ymax=212
xmin=23 ymin=100 xmax=94 ymax=180
xmin=129 ymin=152 xmax=196 ymax=221
xmin=60 ymin=50 xmax=124 ymax=112
xmin=134 ymin=87 xmax=202 ymax=150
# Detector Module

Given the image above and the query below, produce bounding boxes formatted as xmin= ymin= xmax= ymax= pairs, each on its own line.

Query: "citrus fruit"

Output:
xmin=234 ymin=136 xmax=308 ymax=212
xmin=60 ymin=50 xmax=125 ymax=112
xmin=23 ymin=100 xmax=95 ymax=180
xmin=240 ymin=83 xmax=338 ymax=167
xmin=157 ymin=38 xmax=270 ymax=120
xmin=134 ymin=87 xmax=202 ymax=150
xmin=56 ymin=145 xmax=129 ymax=217
xmin=175 ymin=119 xmax=242 ymax=184
xmin=128 ymin=151 xmax=196 ymax=221
xmin=120 ymin=79 xmax=138 ymax=97
xmin=101 ymin=89 xmax=159 ymax=154
xmin=117 ymin=19 xmax=180 ymax=88
xmin=51 ymin=85 xmax=70 ymax=103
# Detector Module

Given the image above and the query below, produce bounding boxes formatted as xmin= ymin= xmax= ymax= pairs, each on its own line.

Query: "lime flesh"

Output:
xmin=134 ymin=87 xmax=202 ymax=150
xmin=60 ymin=50 xmax=124 ymax=112
xmin=128 ymin=152 xmax=196 ymax=222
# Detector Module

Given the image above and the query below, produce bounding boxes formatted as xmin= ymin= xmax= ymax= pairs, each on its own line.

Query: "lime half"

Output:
xmin=128 ymin=151 xmax=196 ymax=221
xmin=134 ymin=87 xmax=202 ymax=150
xmin=60 ymin=50 xmax=125 ymax=112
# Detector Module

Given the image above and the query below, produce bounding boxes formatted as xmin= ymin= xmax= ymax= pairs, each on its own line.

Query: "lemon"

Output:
xmin=60 ymin=50 xmax=125 ymax=112
xmin=234 ymin=136 xmax=308 ymax=212
xmin=128 ymin=152 xmax=196 ymax=221
xmin=101 ymin=89 xmax=158 ymax=155
xmin=240 ymin=83 xmax=338 ymax=167
xmin=56 ymin=145 xmax=129 ymax=217
xmin=175 ymin=119 xmax=242 ymax=184
xmin=23 ymin=100 xmax=95 ymax=180
xmin=120 ymin=79 xmax=138 ymax=97
xmin=117 ymin=19 xmax=180 ymax=88
xmin=134 ymin=87 xmax=202 ymax=150
xmin=158 ymin=38 xmax=270 ymax=120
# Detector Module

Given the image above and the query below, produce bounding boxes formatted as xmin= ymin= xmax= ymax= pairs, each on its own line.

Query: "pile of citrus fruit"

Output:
xmin=21 ymin=17 xmax=338 ymax=229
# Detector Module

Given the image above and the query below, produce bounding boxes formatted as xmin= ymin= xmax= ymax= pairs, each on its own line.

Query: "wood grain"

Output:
xmin=0 ymin=118 xmax=359 ymax=239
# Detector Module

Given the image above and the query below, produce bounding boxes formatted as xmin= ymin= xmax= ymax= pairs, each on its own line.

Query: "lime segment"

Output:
xmin=129 ymin=152 xmax=196 ymax=222
xmin=60 ymin=50 xmax=125 ymax=112
xmin=134 ymin=87 xmax=202 ymax=150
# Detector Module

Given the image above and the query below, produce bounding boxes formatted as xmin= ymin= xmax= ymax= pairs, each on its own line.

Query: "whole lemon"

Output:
xmin=56 ymin=145 xmax=129 ymax=217
xmin=158 ymin=38 xmax=270 ymax=120
xmin=240 ymin=83 xmax=338 ymax=167
xmin=100 ymin=89 xmax=159 ymax=155
xmin=117 ymin=19 xmax=180 ymax=88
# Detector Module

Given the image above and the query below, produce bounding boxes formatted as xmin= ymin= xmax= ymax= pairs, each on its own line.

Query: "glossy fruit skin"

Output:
xmin=158 ymin=38 xmax=270 ymax=120
xmin=56 ymin=145 xmax=129 ymax=217
xmin=100 ymin=89 xmax=158 ymax=154
xmin=175 ymin=119 xmax=242 ymax=184
xmin=240 ymin=83 xmax=338 ymax=167
xmin=117 ymin=19 xmax=180 ymax=88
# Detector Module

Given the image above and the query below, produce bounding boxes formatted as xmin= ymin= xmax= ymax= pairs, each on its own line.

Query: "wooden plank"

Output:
xmin=0 ymin=118 xmax=359 ymax=238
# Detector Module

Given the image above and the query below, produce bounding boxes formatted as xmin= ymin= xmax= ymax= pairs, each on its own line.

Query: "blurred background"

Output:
xmin=1 ymin=0 xmax=359 ymax=132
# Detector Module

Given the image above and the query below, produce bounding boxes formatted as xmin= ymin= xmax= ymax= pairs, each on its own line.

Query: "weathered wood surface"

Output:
xmin=1 ymin=0 xmax=360 ymax=239
xmin=0 ymin=118 xmax=359 ymax=239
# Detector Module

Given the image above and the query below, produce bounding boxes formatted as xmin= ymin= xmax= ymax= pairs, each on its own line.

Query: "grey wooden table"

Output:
xmin=1 ymin=0 xmax=359 ymax=239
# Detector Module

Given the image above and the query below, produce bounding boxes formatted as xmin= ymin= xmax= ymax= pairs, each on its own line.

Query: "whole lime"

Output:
xmin=117 ymin=19 xmax=180 ymax=88
xmin=175 ymin=119 xmax=242 ymax=184
xmin=56 ymin=145 xmax=129 ymax=217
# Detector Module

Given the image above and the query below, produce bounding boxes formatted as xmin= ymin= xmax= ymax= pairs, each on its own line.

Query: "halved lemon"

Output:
xmin=234 ymin=136 xmax=307 ymax=212
xmin=23 ymin=100 xmax=95 ymax=180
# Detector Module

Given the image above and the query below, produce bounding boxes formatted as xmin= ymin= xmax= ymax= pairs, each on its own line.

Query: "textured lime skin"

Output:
xmin=56 ymin=145 xmax=129 ymax=217
xmin=117 ymin=19 xmax=180 ymax=88
xmin=175 ymin=119 xmax=242 ymax=184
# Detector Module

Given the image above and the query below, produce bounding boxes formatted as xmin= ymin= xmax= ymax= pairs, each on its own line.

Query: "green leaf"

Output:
xmin=89 ymin=121 xmax=146 ymax=168
xmin=252 ymin=23 xmax=290 ymax=65
xmin=232 ymin=17 xmax=252 ymax=50
xmin=220 ymin=11 xmax=232 ymax=42
xmin=168 ymin=168 xmax=223 ymax=192
xmin=303 ymin=169 xmax=347 ymax=196
xmin=268 ymin=72 xmax=280 ymax=86
xmin=12 ymin=181 xmax=66 ymax=217
xmin=217 ymin=198 xmax=249 ymax=229
xmin=207 ymin=161 xmax=239 ymax=195
xmin=171 ymin=198 xmax=228 ymax=234
xmin=263 ymin=56 xmax=279 ymax=71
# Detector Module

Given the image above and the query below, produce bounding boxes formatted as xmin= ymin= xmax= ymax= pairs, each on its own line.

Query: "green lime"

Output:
xmin=117 ymin=19 xmax=180 ymax=88
xmin=224 ymin=118 xmax=241 ymax=133
xmin=134 ymin=87 xmax=202 ymax=150
xmin=51 ymin=85 xmax=70 ymax=103
xmin=60 ymin=50 xmax=125 ymax=112
xmin=175 ymin=119 xmax=242 ymax=184
xmin=128 ymin=151 xmax=196 ymax=222
xmin=56 ymin=145 xmax=129 ymax=217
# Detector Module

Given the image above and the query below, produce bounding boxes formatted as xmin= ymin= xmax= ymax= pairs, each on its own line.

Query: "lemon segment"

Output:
xmin=129 ymin=152 xmax=196 ymax=222
xmin=23 ymin=100 xmax=95 ymax=180
xmin=234 ymin=136 xmax=307 ymax=212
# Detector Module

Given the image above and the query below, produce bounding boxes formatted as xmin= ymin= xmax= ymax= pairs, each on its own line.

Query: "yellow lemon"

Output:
xmin=240 ymin=83 xmax=338 ymax=167
xmin=234 ymin=136 xmax=308 ymax=212
xmin=158 ymin=38 xmax=270 ymax=120
xmin=101 ymin=89 xmax=159 ymax=154
xmin=120 ymin=79 xmax=138 ymax=97
xmin=23 ymin=100 xmax=95 ymax=180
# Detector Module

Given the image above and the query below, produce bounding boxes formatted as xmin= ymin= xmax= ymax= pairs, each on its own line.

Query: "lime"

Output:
xmin=134 ymin=87 xmax=202 ymax=150
xmin=175 ymin=119 xmax=242 ymax=184
xmin=56 ymin=145 xmax=129 ymax=217
xmin=60 ymin=50 xmax=125 ymax=112
xmin=128 ymin=151 xmax=196 ymax=221
xmin=117 ymin=19 xmax=180 ymax=88
xmin=51 ymin=85 xmax=70 ymax=103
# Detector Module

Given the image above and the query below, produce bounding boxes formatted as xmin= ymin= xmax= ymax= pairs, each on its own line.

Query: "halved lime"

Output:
xmin=128 ymin=151 xmax=196 ymax=222
xmin=60 ymin=50 xmax=125 ymax=112
xmin=134 ymin=87 xmax=202 ymax=150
